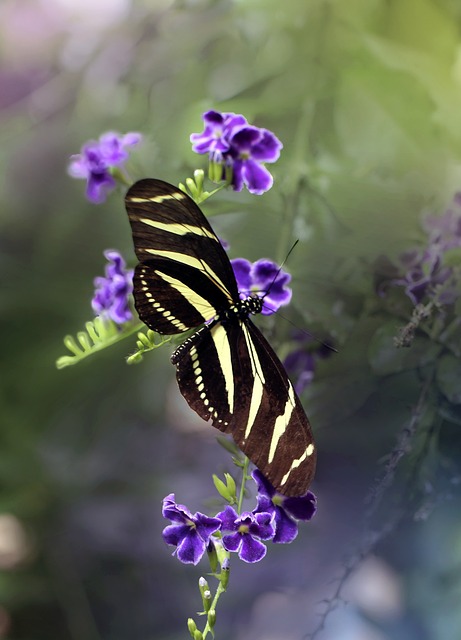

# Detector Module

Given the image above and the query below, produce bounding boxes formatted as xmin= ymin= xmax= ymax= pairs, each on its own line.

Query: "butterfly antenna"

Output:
xmin=261 ymin=239 xmax=300 ymax=302
xmin=276 ymin=313 xmax=338 ymax=354
xmin=257 ymin=240 xmax=337 ymax=355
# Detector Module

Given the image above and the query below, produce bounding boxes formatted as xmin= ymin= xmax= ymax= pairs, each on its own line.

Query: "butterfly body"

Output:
xmin=125 ymin=179 xmax=316 ymax=496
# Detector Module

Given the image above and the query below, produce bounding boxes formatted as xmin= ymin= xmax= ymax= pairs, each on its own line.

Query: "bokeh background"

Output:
xmin=2 ymin=1 xmax=461 ymax=639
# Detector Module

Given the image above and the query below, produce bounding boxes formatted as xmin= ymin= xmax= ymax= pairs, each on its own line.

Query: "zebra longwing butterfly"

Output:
xmin=125 ymin=179 xmax=316 ymax=496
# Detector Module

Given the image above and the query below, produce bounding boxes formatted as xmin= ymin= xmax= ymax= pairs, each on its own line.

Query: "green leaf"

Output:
xmin=56 ymin=318 xmax=142 ymax=369
xmin=307 ymin=369 xmax=377 ymax=426
xmin=336 ymin=58 xmax=436 ymax=172
xmin=126 ymin=329 xmax=172 ymax=364
xmin=441 ymin=247 xmax=461 ymax=268
xmin=212 ymin=474 xmax=236 ymax=504
xmin=216 ymin=436 xmax=240 ymax=457
xmin=436 ymin=354 xmax=461 ymax=404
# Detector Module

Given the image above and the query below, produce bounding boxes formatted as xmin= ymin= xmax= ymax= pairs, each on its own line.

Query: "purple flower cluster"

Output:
xmin=68 ymin=131 xmax=142 ymax=203
xmin=92 ymin=250 xmax=134 ymax=324
xmin=231 ymin=257 xmax=292 ymax=315
xmin=390 ymin=194 xmax=461 ymax=306
xmin=161 ymin=471 xmax=316 ymax=565
xmin=190 ymin=110 xmax=282 ymax=195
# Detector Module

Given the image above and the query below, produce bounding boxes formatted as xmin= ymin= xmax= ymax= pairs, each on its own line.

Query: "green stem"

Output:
xmin=237 ymin=456 xmax=250 ymax=514
xmin=202 ymin=579 xmax=228 ymax=639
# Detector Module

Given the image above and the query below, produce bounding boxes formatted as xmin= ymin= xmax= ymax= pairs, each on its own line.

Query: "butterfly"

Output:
xmin=125 ymin=179 xmax=316 ymax=496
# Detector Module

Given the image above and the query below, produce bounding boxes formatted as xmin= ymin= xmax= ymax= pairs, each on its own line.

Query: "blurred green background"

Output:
xmin=2 ymin=0 xmax=461 ymax=639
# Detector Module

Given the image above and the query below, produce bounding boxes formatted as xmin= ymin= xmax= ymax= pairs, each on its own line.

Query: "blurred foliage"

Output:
xmin=2 ymin=0 xmax=461 ymax=639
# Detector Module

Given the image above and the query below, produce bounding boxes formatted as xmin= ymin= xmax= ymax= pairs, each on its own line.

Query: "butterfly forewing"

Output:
xmin=125 ymin=179 xmax=316 ymax=496
xmin=125 ymin=179 xmax=238 ymax=332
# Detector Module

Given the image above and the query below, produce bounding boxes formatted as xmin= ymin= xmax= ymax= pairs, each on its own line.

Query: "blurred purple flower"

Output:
xmin=284 ymin=331 xmax=334 ymax=394
xmin=252 ymin=470 xmax=317 ymax=544
xmin=92 ymin=250 xmax=134 ymax=324
xmin=389 ymin=194 xmax=461 ymax=306
xmin=423 ymin=192 xmax=461 ymax=248
xmin=162 ymin=494 xmax=221 ymax=565
xmin=68 ymin=131 xmax=142 ymax=203
xmin=217 ymin=505 xmax=275 ymax=563
xmin=231 ymin=257 xmax=292 ymax=315
xmin=284 ymin=349 xmax=316 ymax=395
xmin=190 ymin=110 xmax=282 ymax=194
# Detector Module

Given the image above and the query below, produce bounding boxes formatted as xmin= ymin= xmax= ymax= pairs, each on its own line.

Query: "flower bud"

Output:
xmin=187 ymin=618 xmax=197 ymax=638
xmin=207 ymin=539 xmax=218 ymax=573
xmin=220 ymin=557 xmax=230 ymax=590
xmin=207 ymin=609 xmax=216 ymax=628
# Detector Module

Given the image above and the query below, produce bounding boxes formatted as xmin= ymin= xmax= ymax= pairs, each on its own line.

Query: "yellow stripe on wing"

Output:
xmin=268 ymin=384 xmax=295 ymax=464
xmin=154 ymin=270 xmax=216 ymax=322
xmin=127 ymin=193 xmax=186 ymax=204
xmin=241 ymin=324 xmax=265 ymax=442
xmin=145 ymin=249 xmax=233 ymax=301
xmin=210 ymin=324 xmax=235 ymax=414
xmin=136 ymin=216 xmax=217 ymax=240
xmin=280 ymin=443 xmax=315 ymax=488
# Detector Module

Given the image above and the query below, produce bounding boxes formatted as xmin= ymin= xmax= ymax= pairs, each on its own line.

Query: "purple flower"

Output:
xmin=92 ymin=250 xmax=134 ymax=324
xmin=391 ymin=248 xmax=442 ymax=305
xmin=190 ymin=110 xmax=247 ymax=161
xmin=68 ymin=131 xmax=142 ymax=203
xmin=190 ymin=110 xmax=282 ymax=194
xmin=162 ymin=494 xmax=222 ymax=565
xmin=284 ymin=331 xmax=334 ymax=394
xmin=423 ymin=193 xmax=461 ymax=249
xmin=217 ymin=505 xmax=275 ymax=563
xmin=388 ymin=195 xmax=461 ymax=306
xmin=231 ymin=258 xmax=292 ymax=315
xmin=227 ymin=125 xmax=282 ymax=194
xmin=252 ymin=470 xmax=317 ymax=544
xmin=284 ymin=349 xmax=316 ymax=395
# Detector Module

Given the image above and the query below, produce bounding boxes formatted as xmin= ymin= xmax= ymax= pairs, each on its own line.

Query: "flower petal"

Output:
xmin=283 ymin=492 xmax=317 ymax=521
xmin=231 ymin=258 xmax=252 ymax=293
xmin=195 ymin=512 xmax=222 ymax=540
xmin=216 ymin=505 xmax=239 ymax=532
xmin=252 ymin=469 xmax=275 ymax=499
xmin=162 ymin=523 xmax=190 ymax=546
xmin=251 ymin=511 xmax=275 ymax=540
xmin=68 ymin=154 xmax=89 ymax=178
xmin=176 ymin=530 xmax=207 ymax=565
xmin=86 ymin=172 xmax=116 ymax=204
xmin=251 ymin=129 xmax=283 ymax=163
xmin=221 ymin=532 xmax=242 ymax=553
xmin=273 ymin=507 xmax=298 ymax=544
xmin=239 ymin=534 xmax=267 ymax=563
xmin=251 ymin=259 xmax=279 ymax=288
xmin=230 ymin=126 xmax=262 ymax=151
xmin=121 ymin=132 xmax=143 ymax=147
xmin=241 ymin=159 xmax=273 ymax=195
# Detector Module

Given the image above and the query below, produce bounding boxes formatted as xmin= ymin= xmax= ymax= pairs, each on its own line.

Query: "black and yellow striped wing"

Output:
xmin=125 ymin=179 xmax=316 ymax=496
xmin=126 ymin=179 xmax=238 ymax=334
xmin=172 ymin=320 xmax=316 ymax=495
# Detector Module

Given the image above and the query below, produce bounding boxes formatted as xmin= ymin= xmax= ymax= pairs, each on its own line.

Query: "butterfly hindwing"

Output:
xmin=241 ymin=320 xmax=316 ymax=495
xmin=173 ymin=316 xmax=316 ymax=496
xmin=125 ymin=179 xmax=238 ymax=332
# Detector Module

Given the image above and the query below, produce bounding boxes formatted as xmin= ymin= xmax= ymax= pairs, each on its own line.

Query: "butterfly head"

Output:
xmin=240 ymin=295 xmax=263 ymax=317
